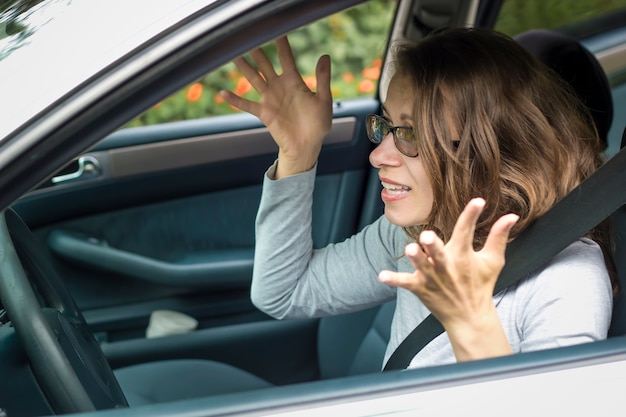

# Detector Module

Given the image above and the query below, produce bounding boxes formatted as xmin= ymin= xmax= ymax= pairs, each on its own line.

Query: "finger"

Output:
xmin=415 ymin=230 xmax=451 ymax=276
xmin=481 ymin=213 xmax=519 ymax=258
xmin=233 ymin=57 xmax=267 ymax=93
xmin=315 ymin=54 xmax=332 ymax=102
xmin=276 ymin=36 xmax=298 ymax=75
xmin=378 ymin=269 xmax=423 ymax=291
xmin=404 ymin=239 xmax=446 ymax=287
xmin=250 ymin=47 xmax=278 ymax=80
xmin=219 ymin=90 xmax=262 ymax=117
xmin=402 ymin=242 xmax=425 ymax=270
xmin=448 ymin=197 xmax=486 ymax=249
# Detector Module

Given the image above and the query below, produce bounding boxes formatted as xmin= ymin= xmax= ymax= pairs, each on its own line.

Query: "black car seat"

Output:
xmin=114 ymin=29 xmax=617 ymax=406
xmin=514 ymin=29 xmax=613 ymax=147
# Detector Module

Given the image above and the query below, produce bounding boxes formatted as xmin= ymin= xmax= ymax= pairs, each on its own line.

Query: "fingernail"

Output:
xmin=419 ymin=231 xmax=435 ymax=245
xmin=473 ymin=197 xmax=486 ymax=207
xmin=405 ymin=242 xmax=419 ymax=256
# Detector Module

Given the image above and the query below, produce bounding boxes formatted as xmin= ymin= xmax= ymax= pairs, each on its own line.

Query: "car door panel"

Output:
xmin=11 ymin=98 xmax=381 ymax=348
xmin=47 ymin=230 xmax=256 ymax=289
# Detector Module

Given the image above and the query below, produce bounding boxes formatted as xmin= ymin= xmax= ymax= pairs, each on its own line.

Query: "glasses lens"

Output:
xmin=366 ymin=115 xmax=388 ymax=143
xmin=394 ymin=127 xmax=418 ymax=157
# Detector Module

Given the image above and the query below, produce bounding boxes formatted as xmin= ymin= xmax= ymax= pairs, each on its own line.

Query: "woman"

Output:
xmin=220 ymin=28 xmax=615 ymax=368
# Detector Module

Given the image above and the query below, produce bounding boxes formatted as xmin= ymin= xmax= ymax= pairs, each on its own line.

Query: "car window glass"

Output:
xmin=124 ymin=0 xmax=396 ymax=128
xmin=495 ymin=0 xmax=626 ymax=36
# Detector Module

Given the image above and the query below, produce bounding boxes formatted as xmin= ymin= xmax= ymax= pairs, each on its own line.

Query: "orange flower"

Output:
xmin=234 ymin=77 xmax=252 ymax=96
xmin=303 ymin=75 xmax=316 ymax=90
xmin=362 ymin=65 xmax=380 ymax=80
xmin=342 ymin=72 xmax=355 ymax=83
xmin=357 ymin=79 xmax=375 ymax=94
xmin=372 ymin=58 xmax=382 ymax=69
xmin=186 ymin=83 xmax=203 ymax=103
xmin=214 ymin=92 xmax=225 ymax=104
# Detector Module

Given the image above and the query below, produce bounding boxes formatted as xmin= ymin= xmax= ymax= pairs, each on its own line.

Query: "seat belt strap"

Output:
xmin=383 ymin=146 xmax=626 ymax=371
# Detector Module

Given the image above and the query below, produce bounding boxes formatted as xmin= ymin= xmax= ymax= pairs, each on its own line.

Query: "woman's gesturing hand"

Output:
xmin=379 ymin=198 xmax=519 ymax=362
xmin=220 ymin=37 xmax=333 ymax=178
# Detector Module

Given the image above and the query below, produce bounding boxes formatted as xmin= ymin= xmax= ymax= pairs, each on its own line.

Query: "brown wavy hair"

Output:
xmin=392 ymin=28 xmax=617 ymax=292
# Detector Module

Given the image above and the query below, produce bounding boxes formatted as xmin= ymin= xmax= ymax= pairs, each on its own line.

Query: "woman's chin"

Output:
xmin=383 ymin=209 xmax=425 ymax=228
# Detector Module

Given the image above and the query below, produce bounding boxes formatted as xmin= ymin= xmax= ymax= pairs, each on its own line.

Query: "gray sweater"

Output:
xmin=251 ymin=163 xmax=613 ymax=369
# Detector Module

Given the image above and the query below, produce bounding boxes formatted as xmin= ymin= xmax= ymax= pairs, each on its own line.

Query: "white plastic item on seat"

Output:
xmin=146 ymin=310 xmax=198 ymax=338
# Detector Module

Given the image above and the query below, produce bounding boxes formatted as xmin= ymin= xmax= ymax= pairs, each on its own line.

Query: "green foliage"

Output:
xmin=126 ymin=0 xmax=396 ymax=128
xmin=495 ymin=0 xmax=626 ymax=36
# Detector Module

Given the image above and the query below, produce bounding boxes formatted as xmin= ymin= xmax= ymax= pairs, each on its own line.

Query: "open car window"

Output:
xmin=124 ymin=1 xmax=396 ymax=129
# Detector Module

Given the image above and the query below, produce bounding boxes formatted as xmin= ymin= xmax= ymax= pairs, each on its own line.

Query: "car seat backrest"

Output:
xmin=515 ymin=29 xmax=614 ymax=148
xmin=317 ymin=300 xmax=395 ymax=379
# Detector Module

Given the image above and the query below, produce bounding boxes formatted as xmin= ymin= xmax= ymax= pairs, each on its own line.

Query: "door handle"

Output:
xmin=51 ymin=155 xmax=101 ymax=184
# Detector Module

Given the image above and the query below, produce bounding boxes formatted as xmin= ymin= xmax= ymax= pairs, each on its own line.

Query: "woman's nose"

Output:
xmin=369 ymin=132 xmax=400 ymax=168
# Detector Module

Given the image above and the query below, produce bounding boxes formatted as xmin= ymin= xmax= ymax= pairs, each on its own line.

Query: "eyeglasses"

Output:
xmin=365 ymin=114 xmax=418 ymax=157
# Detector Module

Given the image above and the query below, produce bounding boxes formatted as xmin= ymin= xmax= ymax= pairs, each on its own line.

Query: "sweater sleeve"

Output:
xmin=250 ymin=162 xmax=397 ymax=319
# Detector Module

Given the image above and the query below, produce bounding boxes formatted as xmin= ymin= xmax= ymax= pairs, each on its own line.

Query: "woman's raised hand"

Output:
xmin=379 ymin=198 xmax=519 ymax=362
xmin=220 ymin=37 xmax=333 ymax=178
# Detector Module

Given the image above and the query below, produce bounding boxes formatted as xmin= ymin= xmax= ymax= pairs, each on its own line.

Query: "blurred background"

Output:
xmin=115 ymin=0 xmax=626 ymax=127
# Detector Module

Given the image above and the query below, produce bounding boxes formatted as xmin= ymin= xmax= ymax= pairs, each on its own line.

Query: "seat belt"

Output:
xmin=383 ymin=145 xmax=626 ymax=371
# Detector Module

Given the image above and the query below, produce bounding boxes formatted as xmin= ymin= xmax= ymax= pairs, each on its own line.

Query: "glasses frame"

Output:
xmin=365 ymin=114 xmax=418 ymax=157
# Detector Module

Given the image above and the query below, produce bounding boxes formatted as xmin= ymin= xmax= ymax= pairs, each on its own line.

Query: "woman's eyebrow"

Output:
xmin=381 ymin=105 xmax=413 ymax=124
xmin=398 ymin=113 xmax=413 ymax=123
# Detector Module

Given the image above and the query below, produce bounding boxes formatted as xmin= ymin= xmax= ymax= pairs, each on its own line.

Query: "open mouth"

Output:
xmin=381 ymin=181 xmax=411 ymax=195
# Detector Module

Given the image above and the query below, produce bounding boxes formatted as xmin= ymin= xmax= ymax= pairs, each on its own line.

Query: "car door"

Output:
xmin=13 ymin=99 xmax=380 ymax=337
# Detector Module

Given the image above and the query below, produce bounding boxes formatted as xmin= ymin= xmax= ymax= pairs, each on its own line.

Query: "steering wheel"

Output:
xmin=0 ymin=209 xmax=128 ymax=414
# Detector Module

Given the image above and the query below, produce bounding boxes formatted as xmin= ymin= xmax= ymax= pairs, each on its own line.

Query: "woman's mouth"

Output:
xmin=381 ymin=181 xmax=411 ymax=194
xmin=380 ymin=181 xmax=411 ymax=202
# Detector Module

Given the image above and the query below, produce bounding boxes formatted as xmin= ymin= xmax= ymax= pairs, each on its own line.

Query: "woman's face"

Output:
xmin=369 ymin=74 xmax=434 ymax=227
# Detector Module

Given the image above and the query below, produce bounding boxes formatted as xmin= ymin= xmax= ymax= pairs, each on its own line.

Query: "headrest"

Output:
xmin=515 ymin=29 xmax=613 ymax=148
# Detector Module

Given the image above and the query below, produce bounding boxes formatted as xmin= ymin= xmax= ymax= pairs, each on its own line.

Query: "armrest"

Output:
xmin=48 ymin=230 xmax=253 ymax=289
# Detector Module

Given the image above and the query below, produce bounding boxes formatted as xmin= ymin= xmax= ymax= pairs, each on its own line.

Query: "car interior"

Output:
xmin=107 ymin=22 xmax=626 ymax=406
xmin=2 ymin=0 xmax=626 ymax=415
